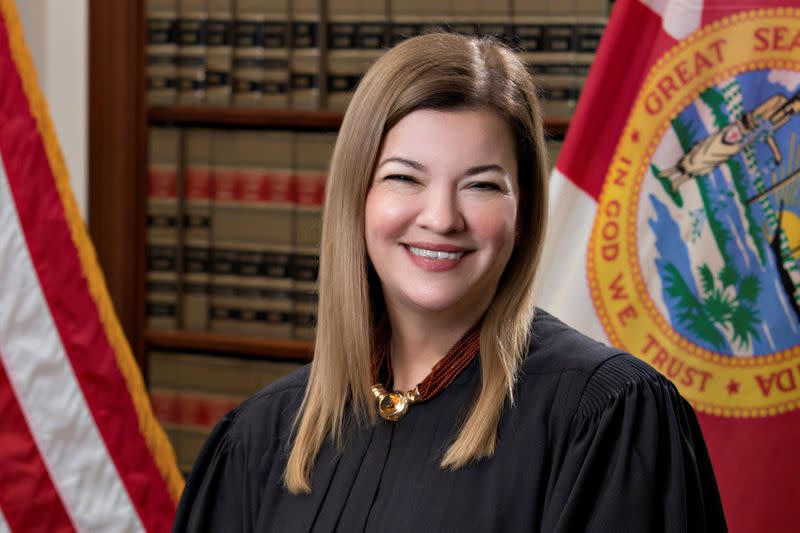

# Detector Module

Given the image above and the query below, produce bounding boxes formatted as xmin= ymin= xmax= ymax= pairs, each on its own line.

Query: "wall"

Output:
xmin=18 ymin=0 xmax=88 ymax=220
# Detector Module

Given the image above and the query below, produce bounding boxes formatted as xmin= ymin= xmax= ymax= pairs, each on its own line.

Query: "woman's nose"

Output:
xmin=416 ymin=186 xmax=465 ymax=234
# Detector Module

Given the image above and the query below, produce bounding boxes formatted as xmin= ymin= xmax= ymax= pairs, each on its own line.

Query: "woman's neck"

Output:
xmin=386 ymin=308 xmax=482 ymax=392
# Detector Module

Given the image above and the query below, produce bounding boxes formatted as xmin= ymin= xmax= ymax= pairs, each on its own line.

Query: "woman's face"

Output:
xmin=365 ymin=108 xmax=520 ymax=323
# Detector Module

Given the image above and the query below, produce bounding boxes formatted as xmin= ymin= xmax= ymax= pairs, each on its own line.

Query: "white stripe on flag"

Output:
xmin=0 ymin=504 xmax=10 ymax=533
xmin=0 ymin=159 xmax=144 ymax=532
xmin=639 ymin=0 xmax=703 ymax=40
xmin=535 ymin=169 xmax=608 ymax=343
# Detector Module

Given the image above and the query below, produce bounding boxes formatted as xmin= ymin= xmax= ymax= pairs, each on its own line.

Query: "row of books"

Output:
xmin=147 ymin=0 xmax=610 ymax=117
xmin=147 ymin=126 xmax=332 ymax=340
xmin=146 ymin=126 xmax=563 ymax=340
xmin=148 ymin=349 xmax=303 ymax=472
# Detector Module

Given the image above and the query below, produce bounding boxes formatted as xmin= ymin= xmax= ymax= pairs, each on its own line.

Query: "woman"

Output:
xmin=174 ymin=33 xmax=727 ymax=532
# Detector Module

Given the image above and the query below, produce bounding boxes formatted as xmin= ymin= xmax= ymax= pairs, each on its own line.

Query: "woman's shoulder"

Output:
xmin=523 ymin=308 xmax=625 ymax=376
xmin=521 ymin=309 xmax=672 ymax=416
xmin=524 ymin=314 xmax=726 ymax=531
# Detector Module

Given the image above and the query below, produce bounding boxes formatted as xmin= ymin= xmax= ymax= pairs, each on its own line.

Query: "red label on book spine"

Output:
xmin=150 ymin=389 xmax=243 ymax=429
xmin=237 ymin=169 xmax=294 ymax=203
xmin=212 ymin=168 xmax=238 ymax=201
xmin=295 ymin=173 xmax=326 ymax=206
xmin=148 ymin=166 xmax=178 ymax=198
xmin=185 ymin=167 xmax=212 ymax=199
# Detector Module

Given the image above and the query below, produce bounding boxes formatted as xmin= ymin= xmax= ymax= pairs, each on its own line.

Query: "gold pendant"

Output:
xmin=371 ymin=384 xmax=420 ymax=421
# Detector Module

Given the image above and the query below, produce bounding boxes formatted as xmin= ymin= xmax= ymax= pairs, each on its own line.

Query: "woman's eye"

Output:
xmin=385 ymin=174 xmax=417 ymax=183
xmin=469 ymin=181 xmax=502 ymax=191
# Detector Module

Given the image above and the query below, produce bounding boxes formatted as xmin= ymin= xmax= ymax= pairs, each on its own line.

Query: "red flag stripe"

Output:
xmin=0 ymin=9 xmax=175 ymax=533
xmin=0 ymin=356 xmax=76 ymax=533
xmin=557 ymin=0 xmax=677 ymax=200
xmin=698 ymin=410 xmax=800 ymax=532
xmin=0 ymin=155 xmax=143 ymax=530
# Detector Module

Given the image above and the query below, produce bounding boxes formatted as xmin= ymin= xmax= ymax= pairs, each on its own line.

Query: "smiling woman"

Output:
xmin=365 ymin=108 xmax=520 ymax=391
xmin=173 ymin=32 xmax=727 ymax=533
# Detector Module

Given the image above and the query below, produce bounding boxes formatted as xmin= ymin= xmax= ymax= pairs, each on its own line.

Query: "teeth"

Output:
xmin=408 ymin=246 xmax=464 ymax=260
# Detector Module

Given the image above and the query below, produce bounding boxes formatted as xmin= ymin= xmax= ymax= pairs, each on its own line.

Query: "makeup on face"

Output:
xmin=364 ymin=108 xmax=519 ymax=322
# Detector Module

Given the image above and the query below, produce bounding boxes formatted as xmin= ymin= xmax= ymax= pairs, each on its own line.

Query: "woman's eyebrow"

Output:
xmin=377 ymin=158 xmax=508 ymax=177
xmin=464 ymin=164 xmax=508 ymax=177
xmin=377 ymin=157 xmax=425 ymax=171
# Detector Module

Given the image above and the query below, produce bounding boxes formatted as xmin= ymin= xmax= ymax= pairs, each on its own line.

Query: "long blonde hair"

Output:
xmin=285 ymin=32 xmax=550 ymax=493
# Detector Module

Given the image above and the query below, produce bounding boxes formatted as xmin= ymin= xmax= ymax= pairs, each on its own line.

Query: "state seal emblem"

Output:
xmin=588 ymin=8 xmax=800 ymax=417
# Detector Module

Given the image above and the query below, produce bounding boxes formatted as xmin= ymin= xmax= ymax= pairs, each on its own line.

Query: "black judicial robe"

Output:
xmin=173 ymin=311 xmax=727 ymax=532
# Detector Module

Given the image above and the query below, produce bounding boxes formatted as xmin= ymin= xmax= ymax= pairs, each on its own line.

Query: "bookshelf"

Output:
xmin=145 ymin=330 xmax=313 ymax=361
xmin=149 ymin=106 xmax=571 ymax=135
xmin=148 ymin=106 xmax=344 ymax=130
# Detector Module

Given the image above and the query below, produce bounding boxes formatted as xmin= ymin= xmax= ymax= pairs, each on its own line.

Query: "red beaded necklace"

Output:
xmin=370 ymin=320 xmax=482 ymax=421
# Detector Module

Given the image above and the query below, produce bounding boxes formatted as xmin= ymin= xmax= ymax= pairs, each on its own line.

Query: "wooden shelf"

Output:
xmin=144 ymin=330 xmax=313 ymax=362
xmin=544 ymin=117 xmax=570 ymax=137
xmin=148 ymin=105 xmax=571 ymax=136
xmin=148 ymin=106 xmax=344 ymax=130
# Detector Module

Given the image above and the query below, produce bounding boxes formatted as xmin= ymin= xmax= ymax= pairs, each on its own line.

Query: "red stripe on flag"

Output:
xmin=0 ymin=356 xmax=76 ymax=533
xmin=701 ymin=0 xmax=793 ymax=26
xmin=0 ymin=15 xmax=174 ymax=533
xmin=556 ymin=0 xmax=677 ymax=200
xmin=699 ymin=411 xmax=800 ymax=533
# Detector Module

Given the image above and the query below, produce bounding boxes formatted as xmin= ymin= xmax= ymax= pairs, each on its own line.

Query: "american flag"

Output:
xmin=0 ymin=1 xmax=182 ymax=531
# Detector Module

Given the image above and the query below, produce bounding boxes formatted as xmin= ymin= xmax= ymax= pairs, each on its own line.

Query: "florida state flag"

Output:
xmin=0 ymin=1 xmax=182 ymax=531
xmin=537 ymin=0 xmax=800 ymax=531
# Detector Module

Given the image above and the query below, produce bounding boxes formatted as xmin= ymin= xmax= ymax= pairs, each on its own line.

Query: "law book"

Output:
xmin=152 ymin=387 xmax=237 ymax=473
xmin=163 ymin=425 xmax=208 ymax=474
xmin=263 ymin=0 xmax=291 ymax=109
xmin=148 ymin=350 xmax=303 ymax=396
xmin=210 ymin=130 xmax=295 ymax=338
xmin=290 ymin=0 xmax=321 ymax=109
xmin=477 ymin=1 xmax=513 ymax=41
xmin=513 ymin=0 xmax=547 ymax=114
xmin=177 ymin=0 xmax=208 ymax=104
xmin=529 ymin=56 xmax=578 ymax=119
xmin=575 ymin=20 xmax=605 ymax=62
xmin=389 ymin=0 xmax=450 ymax=46
xmin=147 ymin=127 xmax=181 ymax=330
xmin=205 ymin=0 xmax=233 ymax=105
xmin=146 ymin=0 xmax=179 ymax=105
xmin=513 ymin=0 xmax=546 ymax=57
xmin=544 ymin=19 xmax=580 ymax=118
xmin=450 ymin=0 xmax=512 ymax=38
xmin=326 ymin=0 xmax=386 ymax=110
xmin=182 ymin=129 xmax=213 ymax=331
xmin=232 ymin=0 xmax=266 ymax=106
xmin=148 ymin=349 xmax=303 ymax=472
xmin=292 ymin=132 xmax=334 ymax=340
xmin=448 ymin=1 xmax=478 ymax=36
xmin=578 ymin=0 xmax=611 ymax=16
xmin=208 ymin=129 xmax=239 ymax=334
xmin=150 ymin=388 xmax=242 ymax=429
xmin=514 ymin=1 xmax=580 ymax=119
xmin=327 ymin=0 xmax=360 ymax=110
